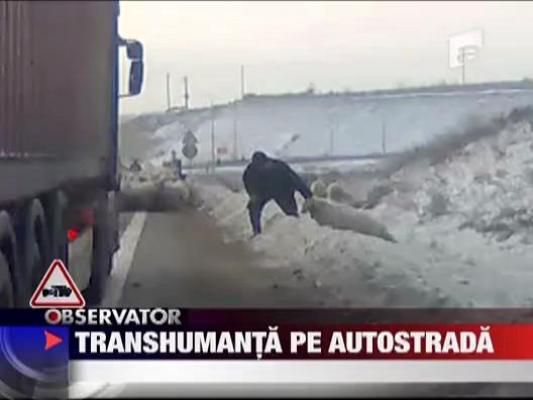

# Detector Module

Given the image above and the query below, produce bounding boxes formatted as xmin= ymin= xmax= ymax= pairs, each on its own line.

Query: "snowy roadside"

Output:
xmin=189 ymin=118 xmax=533 ymax=308
xmin=190 ymin=182 xmax=458 ymax=307
xmin=339 ymin=119 xmax=533 ymax=307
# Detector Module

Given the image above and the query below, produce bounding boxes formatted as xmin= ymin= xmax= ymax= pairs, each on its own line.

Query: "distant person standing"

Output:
xmin=129 ymin=158 xmax=142 ymax=173
xmin=170 ymin=150 xmax=186 ymax=179
xmin=242 ymin=151 xmax=313 ymax=236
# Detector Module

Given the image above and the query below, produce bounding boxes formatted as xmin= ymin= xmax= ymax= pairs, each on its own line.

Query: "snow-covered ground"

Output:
xmin=188 ymin=116 xmax=533 ymax=308
xmin=357 ymin=119 xmax=533 ymax=307
xmin=147 ymin=89 xmax=533 ymax=166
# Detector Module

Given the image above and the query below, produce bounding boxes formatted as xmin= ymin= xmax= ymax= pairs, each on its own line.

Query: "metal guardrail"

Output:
xmin=184 ymin=152 xmax=398 ymax=171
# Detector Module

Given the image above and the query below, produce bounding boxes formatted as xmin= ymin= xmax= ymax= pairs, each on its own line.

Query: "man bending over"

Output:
xmin=242 ymin=151 xmax=313 ymax=236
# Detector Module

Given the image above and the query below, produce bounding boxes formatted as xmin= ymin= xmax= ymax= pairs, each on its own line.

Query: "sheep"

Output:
xmin=310 ymin=179 xmax=328 ymax=198
xmin=302 ymin=197 xmax=397 ymax=243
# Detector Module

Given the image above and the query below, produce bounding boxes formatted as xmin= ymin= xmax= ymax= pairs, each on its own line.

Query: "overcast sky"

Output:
xmin=119 ymin=1 xmax=533 ymax=114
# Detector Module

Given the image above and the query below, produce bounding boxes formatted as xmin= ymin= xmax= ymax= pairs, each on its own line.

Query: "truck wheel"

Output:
xmin=0 ymin=211 xmax=19 ymax=307
xmin=0 ymin=253 xmax=15 ymax=307
xmin=28 ymin=242 xmax=43 ymax=298
xmin=84 ymin=192 xmax=113 ymax=306
xmin=108 ymin=191 xmax=119 ymax=274
xmin=19 ymin=200 xmax=51 ymax=302
xmin=45 ymin=191 xmax=68 ymax=263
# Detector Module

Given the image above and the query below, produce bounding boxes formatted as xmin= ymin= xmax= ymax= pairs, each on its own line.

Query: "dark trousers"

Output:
xmin=247 ymin=194 xmax=298 ymax=235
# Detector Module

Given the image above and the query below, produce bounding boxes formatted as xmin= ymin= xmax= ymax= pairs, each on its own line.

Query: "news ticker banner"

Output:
xmin=1 ymin=308 xmax=533 ymax=362
xmin=4 ymin=308 xmax=533 ymax=396
xmin=3 ymin=308 xmax=533 ymax=398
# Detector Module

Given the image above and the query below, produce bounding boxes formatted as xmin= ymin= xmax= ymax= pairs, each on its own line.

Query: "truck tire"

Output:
xmin=28 ymin=238 xmax=43 ymax=301
xmin=0 ymin=211 xmax=18 ymax=307
xmin=108 ymin=191 xmax=119 ymax=275
xmin=19 ymin=200 xmax=51 ymax=302
xmin=45 ymin=191 xmax=68 ymax=263
xmin=84 ymin=191 xmax=113 ymax=306
xmin=0 ymin=252 xmax=15 ymax=307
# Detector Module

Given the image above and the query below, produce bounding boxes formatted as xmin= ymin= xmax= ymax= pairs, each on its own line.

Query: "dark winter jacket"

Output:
xmin=242 ymin=152 xmax=312 ymax=202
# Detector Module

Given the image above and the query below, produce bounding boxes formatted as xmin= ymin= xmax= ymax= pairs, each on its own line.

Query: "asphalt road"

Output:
xmin=112 ymin=209 xmax=333 ymax=308
xmin=117 ymin=119 xmax=334 ymax=308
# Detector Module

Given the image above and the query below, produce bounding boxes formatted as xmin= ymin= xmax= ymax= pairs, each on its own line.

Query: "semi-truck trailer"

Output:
xmin=0 ymin=1 xmax=144 ymax=307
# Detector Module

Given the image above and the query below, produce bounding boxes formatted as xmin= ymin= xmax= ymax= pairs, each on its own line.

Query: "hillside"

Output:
xmin=144 ymin=84 xmax=533 ymax=167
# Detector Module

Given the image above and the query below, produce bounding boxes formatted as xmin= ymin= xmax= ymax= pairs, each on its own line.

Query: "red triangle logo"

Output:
xmin=44 ymin=330 xmax=63 ymax=351
xmin=29 ymin=259 xmax=85 ymax=308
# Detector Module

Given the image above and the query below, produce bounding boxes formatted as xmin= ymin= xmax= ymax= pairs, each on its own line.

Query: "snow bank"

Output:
xmin=369 ymin=120 xmax=533 ymax=243
xmin=346 ymin=119 xmax=533 ymax=307
xmin=189 ymin=181 xmax=457 ymax=307
xmin=119 ymin=166 xmax=193 ymax=212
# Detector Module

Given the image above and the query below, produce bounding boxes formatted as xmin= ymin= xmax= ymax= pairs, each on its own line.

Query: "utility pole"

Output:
xmin=461 ymin=47 xmax=466 ymax=85
xmin=381 ymin=120 xmax=387 ymax=155
xmin=329 ymin=125 xmax=335 ymax=155
xmin=210 ymin=101 xmax=215 ymax=172
xmin=183 ymin=76 xmax=190 ymax=110
xmin=166 ymin=73 xmax=172 ymax=111
xmin=233 ymin=101 xmax=238 ymax=160
xmin=240 ymin=65 xmax=245 ymax=99
xmin=327 ymin=113 xmax=336 ymax=156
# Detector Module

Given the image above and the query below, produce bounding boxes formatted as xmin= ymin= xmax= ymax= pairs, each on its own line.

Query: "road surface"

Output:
xmin=105 ymin=209 xmax=333 ymax=308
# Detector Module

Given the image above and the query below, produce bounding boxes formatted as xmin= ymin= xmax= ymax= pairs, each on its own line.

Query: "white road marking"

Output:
xmin=101 ymin=212 xmax=147 ymax=307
